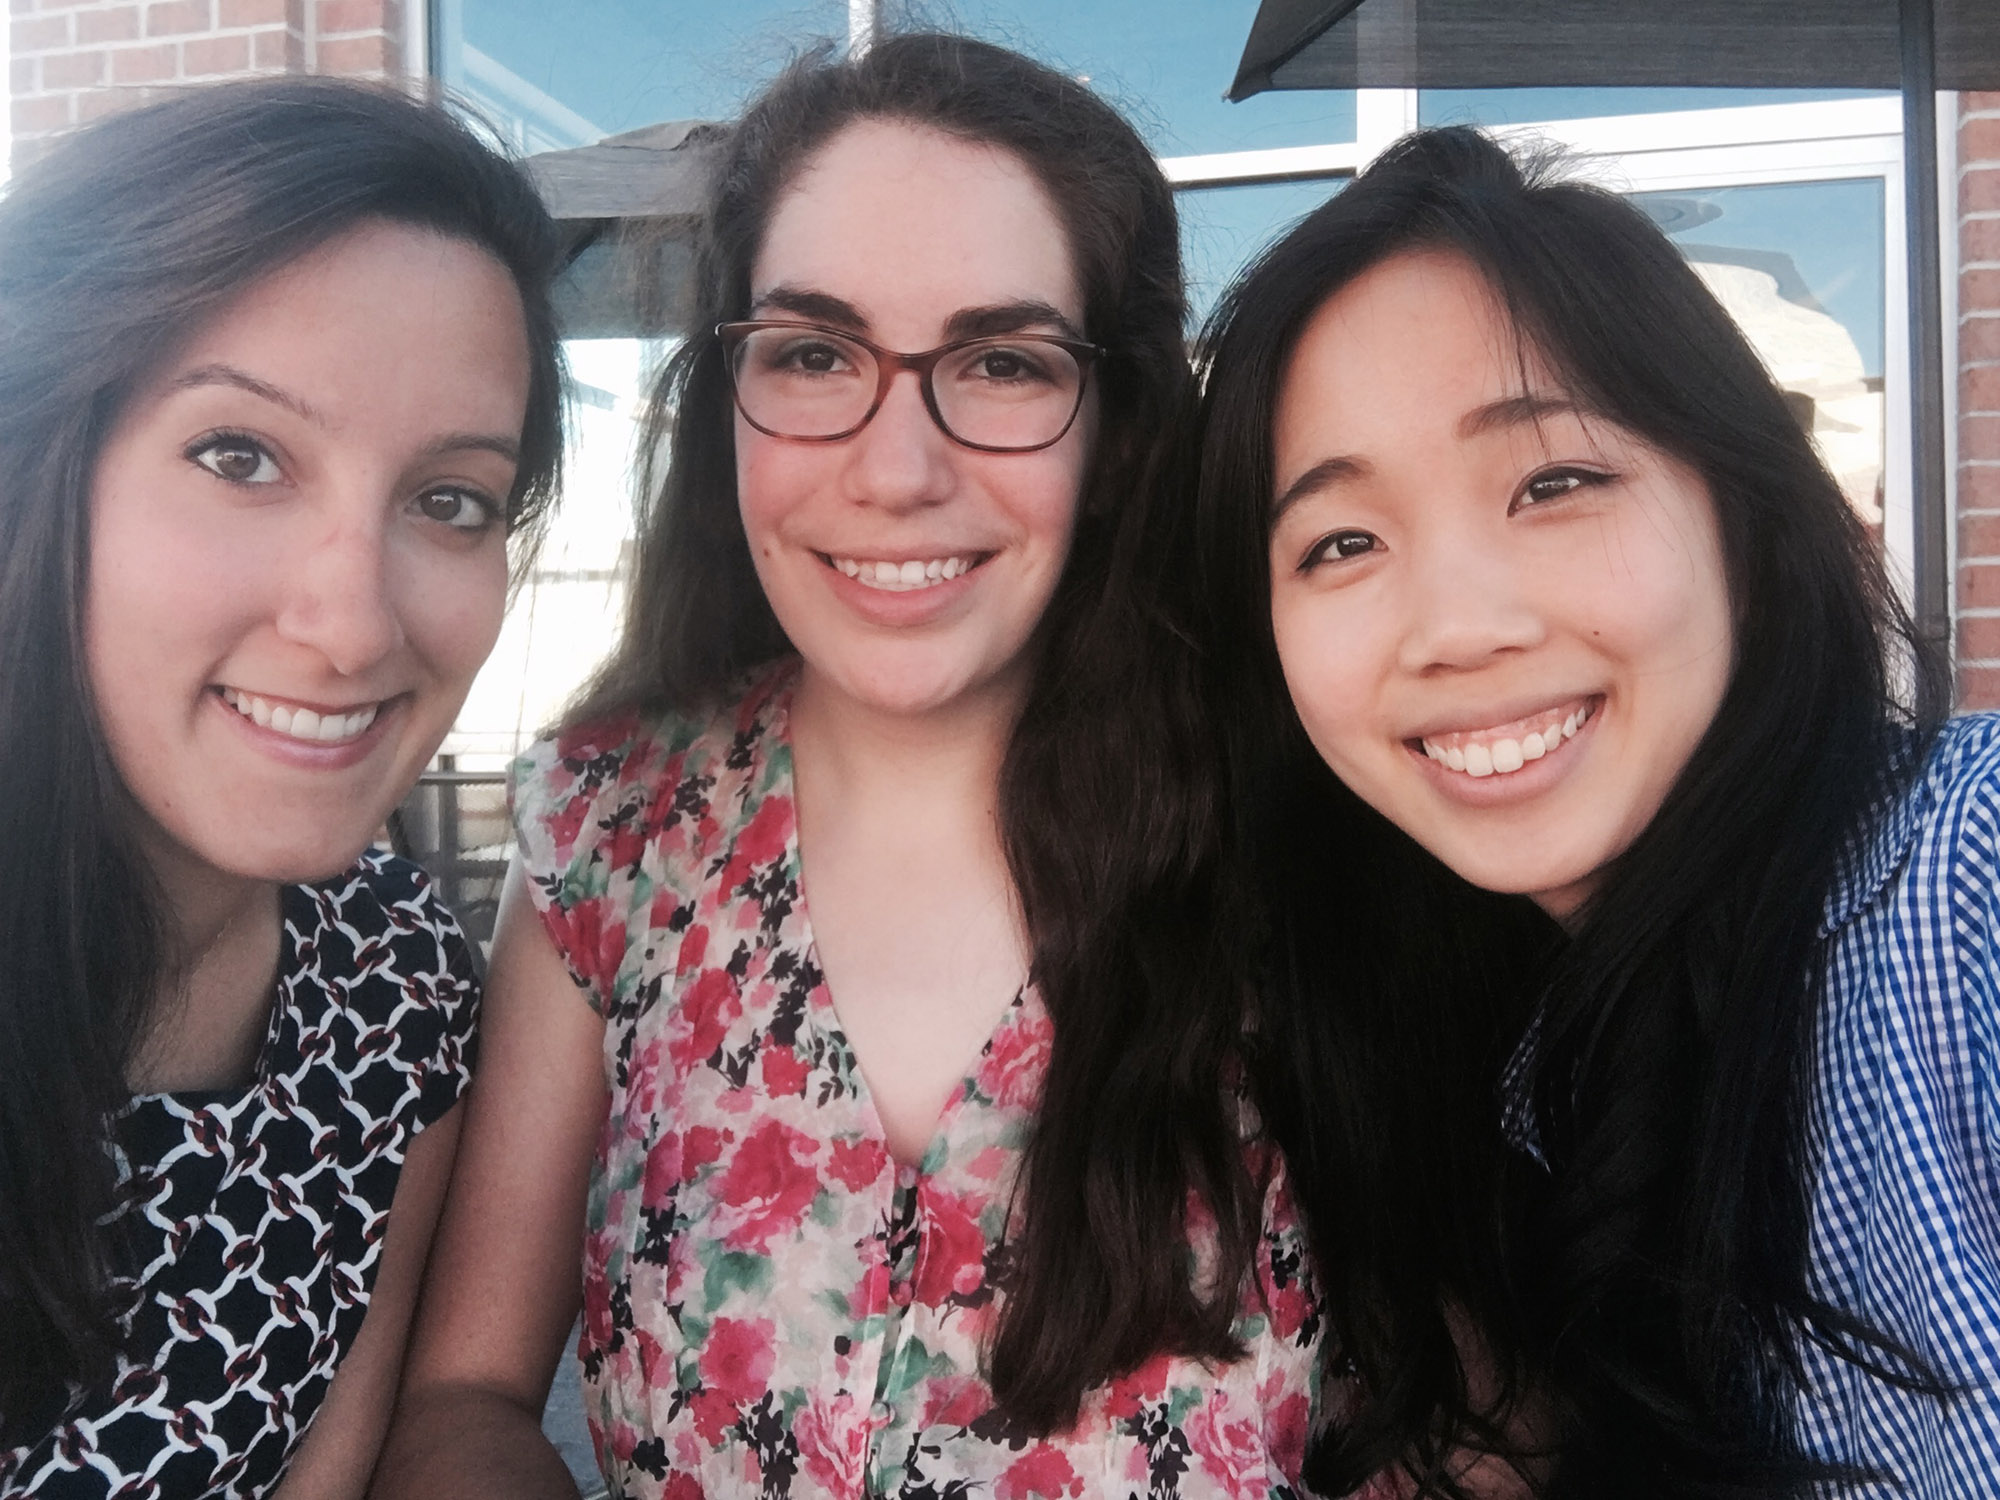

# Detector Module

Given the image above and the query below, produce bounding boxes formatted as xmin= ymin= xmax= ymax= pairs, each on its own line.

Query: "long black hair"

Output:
xmin=0 ymin=77 xmax=564 ymax=1418
xmin=1192 ymin=127 xmax=1950 ymax=1498
xmin=568 ymin=31 xmax=1255 ymax=1431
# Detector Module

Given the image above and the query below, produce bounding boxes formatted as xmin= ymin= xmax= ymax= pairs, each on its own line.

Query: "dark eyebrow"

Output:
xmin=750 ymin=286 xmax=866 ymax=329
xmin=1458 ymin=393 xmax=1584 ymax=440
xmin=748 ymin=288 xmax=1084 ymax=345
xmin=942 ymin=300 xmax=1083 ymax=343
xmin=421 ymin=432 xmax=521 ymax=465
xmin=172 ymin=363 xmax=323 ymax=424
xmin=1271 ymin=454 xmax=1367 ymax=524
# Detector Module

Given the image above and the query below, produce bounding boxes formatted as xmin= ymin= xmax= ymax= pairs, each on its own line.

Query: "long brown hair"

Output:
xmin=570 ymin=32 xmax=1256 ymax=1431
xmin=0 ymin=77 xmax=564 ymax=1420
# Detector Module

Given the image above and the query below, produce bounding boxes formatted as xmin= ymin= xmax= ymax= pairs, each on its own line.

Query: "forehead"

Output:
xmin=1283 ymin=248 xmax=1564 ymax=429
xmin=751 ymin=118 xmax=1082 ymax=339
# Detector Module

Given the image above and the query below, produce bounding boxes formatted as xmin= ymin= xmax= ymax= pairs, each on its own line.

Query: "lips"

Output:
xmin=1415 ymin=696 xmax=1599 ymax=778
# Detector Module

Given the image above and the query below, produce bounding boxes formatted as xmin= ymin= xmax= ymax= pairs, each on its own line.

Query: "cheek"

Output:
xmin=396 ymin=543 xmax=510 ymax=687
xmin=1269 ymin=591 xmax=1377 ymax=761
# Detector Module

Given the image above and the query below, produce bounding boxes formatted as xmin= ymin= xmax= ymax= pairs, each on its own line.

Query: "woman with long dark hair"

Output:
xmin=376 ymin=31 xmax=1327 ymax=1500
xmin=1193 ymin=127 xmax=1990 ymax=1498
xmin=0 ymin=80 xmax=564 ymax=1497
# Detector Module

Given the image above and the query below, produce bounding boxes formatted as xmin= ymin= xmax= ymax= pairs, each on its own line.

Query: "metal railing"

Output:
xmin=390 ymin=759 xmax=512 ymax=961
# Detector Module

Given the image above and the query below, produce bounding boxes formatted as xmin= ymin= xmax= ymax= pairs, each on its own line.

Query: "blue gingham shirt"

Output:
xmin=1501 ymin=713 xmax=2000 ymax=1492
xmin=1792 ymin=711 xmax=2000 ymax=1494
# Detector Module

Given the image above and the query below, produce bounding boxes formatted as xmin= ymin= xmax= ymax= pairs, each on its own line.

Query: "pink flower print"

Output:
xmin=795 ymin=1391 xmax=869 ymax=1494
xmin=759 ymin=1040 xmax=810 ymax=1098
xmin=918 ymin=1375 xmax=991 ymax=1431
xmin=699 ymin=1316 xmax=776 ymax=1406
xmin=912 ymin=1185 xmax=988 ymax=1306
xmin=688 ymin=1387 xmax=738 ymax=1447
xmin=995 ymin=1445 xmax=1085 ymax=1500
xmin=670 ymin=968 xmax=742 ymax=1073
xmin=1186 ymin=1388 xmax=1268 ymax=1497
xmin=716 ymin=1119 xmax=821 ymax=1252
xmin=643 ymin=1133 xmax=683 ymax=1210
xmin=717 ymin=796 xmax=791 ymax=895
xmin=1103 ymin=1350 xmax=1172 ymax=1421
xmin=827 ymin=1136 xmax=889 ymax=1193
xmin=1263 ymin=1388 xmax=1310 ymax=1484
xmin=974 ymin=1005 xmax=1050 ymax=1111
xmin=581 ymin=1255 xmax=616 ymax=1352
xmin=683 ymin=1124 xmax=728 ymax=1176
xmin=663 ymin=1475 xmax=706 ymax=1500
xmin=626 ymin=1039 xmax=667 ymax=1133
xmin=674 ymin=920 xmax=710 ymax=976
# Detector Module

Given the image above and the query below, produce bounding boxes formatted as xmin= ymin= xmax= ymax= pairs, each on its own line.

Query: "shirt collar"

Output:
xmin=1819 ymin=724 xmax=1931 ymax=936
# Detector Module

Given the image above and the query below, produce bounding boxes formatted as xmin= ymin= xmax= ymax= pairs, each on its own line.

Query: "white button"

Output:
xmin=870 ymin=1400 xmax=894 ymax=1425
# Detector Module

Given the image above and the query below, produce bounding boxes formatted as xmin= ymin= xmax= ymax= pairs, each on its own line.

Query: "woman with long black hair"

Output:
xmin=1193 ymin=127 xmax=1992 ymax=1498
xmin=0 ymin=80 xmax=564 ymax=1497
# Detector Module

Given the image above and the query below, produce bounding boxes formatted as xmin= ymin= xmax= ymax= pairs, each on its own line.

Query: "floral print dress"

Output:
xmin=512 ymin=664 xmax=1323 ymax=1500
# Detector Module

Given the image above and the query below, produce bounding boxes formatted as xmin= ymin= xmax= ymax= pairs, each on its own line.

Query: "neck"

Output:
xmin=125 ymin=819 xmax=282 ymax=1092
xmin=789 ymin=665 xmax=1025 ymax=808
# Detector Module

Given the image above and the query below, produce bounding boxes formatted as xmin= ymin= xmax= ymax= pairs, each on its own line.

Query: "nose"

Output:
xmin=273 ymin=506 xmax=405 ymax=677
xmin=1396 ymin=527 xmax=1544 ymax=674
xmin=841 ymin=367 xmax=956 ymax=512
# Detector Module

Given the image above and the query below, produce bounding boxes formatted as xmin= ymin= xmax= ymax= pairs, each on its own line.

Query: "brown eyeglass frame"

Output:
xmin=715 ymin=320 xmax=1105 ymax=453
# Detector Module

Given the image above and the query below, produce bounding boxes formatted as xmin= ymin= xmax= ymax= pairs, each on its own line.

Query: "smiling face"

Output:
xmin=85 ymin=220 xmax=530 ymax=889
xmin=736 ymin=117 xmax=1092 ymax=722
xmin=1266 ymin=249 xmax=1735 ymax=920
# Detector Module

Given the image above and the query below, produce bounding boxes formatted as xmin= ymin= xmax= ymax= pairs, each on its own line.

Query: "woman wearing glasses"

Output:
xmin=376 ymin=33 xmax=1326 ymax=1500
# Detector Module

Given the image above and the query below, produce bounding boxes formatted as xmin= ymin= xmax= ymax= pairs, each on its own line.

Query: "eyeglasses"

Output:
xmin=716 ymin=320 xmax=1104 ymax=453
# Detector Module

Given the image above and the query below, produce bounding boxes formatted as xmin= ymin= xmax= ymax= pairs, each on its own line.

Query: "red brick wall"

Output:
xmin=1963 ymin=93 xmax=2000 ymax=710
xmin=9 ymin=0 xmax=408 ymax=170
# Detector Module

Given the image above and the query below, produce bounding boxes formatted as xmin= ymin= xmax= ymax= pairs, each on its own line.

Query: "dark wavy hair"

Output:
xmin=568 ymin=31 xmax=1254 ymax=1430
xmin=1192 ymin=127 xmax=1950 ymax=1498
xmin=0 ymin=77 xmax=564 ymax=1421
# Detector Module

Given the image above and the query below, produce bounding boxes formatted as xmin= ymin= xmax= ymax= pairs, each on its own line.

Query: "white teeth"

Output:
xmin=1420 ymin=701 xmax=1595 ymax=779
xmin=832 ymin=555 xmax=977 ymax=591
xmin=222 ymin=689 xmax=379 ymax=745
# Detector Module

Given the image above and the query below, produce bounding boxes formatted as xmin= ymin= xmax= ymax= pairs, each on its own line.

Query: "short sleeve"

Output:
xmin=510 ymin=711 xmax=678 ymax=1016
xmin=297 ymin=852 xmax=481 ymax=1139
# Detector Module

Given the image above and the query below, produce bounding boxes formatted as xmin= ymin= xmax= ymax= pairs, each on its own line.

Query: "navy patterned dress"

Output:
xmin=1 ymin=852 xmax=477 ymax=1500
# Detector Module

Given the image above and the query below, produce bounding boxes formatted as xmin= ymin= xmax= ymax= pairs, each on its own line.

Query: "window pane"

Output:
xmin=1419 ymin=87 xmax=1891 ymax=128
xmin=435 ymin=0 xmax=845 ymax=150
xmin=1177 ymin=178 xmax=1344 ymax=329
xmin=1631 ymin=178 xmax=1887 ymax=525
xmin=928 ymin=0 xmax=1357 ymax=155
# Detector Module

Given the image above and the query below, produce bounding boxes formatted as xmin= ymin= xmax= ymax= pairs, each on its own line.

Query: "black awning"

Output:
xmin=1229 ymin=0 xmax=2000 ymax=101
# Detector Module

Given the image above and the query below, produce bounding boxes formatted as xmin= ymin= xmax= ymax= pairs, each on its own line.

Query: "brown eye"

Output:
xmin=416 ymin=487 xmax=500 ymax=533
xmin=189 ymin=435 xmax=280 ymax=485
xmin=1299 ymin=530 xmax=1378 ymax=571
xmin=1519 ymin=467 xmax=1609 ymax=507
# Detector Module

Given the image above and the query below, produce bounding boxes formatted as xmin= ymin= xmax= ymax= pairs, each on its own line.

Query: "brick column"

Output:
xmin=1962 ymin=93 xmax=2000 ymax=711
xmin=9 ymin=0 xmax=409 ymax=171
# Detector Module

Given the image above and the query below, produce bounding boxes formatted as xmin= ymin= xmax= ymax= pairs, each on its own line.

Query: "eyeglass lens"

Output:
xmin=727 ymin=326 xmax=1085 ymax=450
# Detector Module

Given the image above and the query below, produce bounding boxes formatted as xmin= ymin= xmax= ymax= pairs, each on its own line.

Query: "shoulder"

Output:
xmin=284 ymin=850 xmax=478 ymax=1126
xmin=1826 ymin=715 xmax=2000 ymax=936
xmin=1887 ymin=715 xmax=2000 ymax=927
xmin=511 ymin=661 xmax=797 ymax=878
